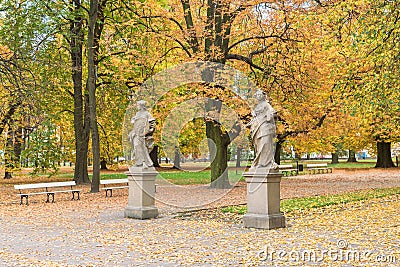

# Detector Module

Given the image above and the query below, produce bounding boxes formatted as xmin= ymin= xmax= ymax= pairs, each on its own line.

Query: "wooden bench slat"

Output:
xmin=14 ymin=181 xmax=76 ymax=190
xmin=100 ymin=179 xmax=128 ymax=185
xmin=100 ymin=186 xmax=128 ymax=190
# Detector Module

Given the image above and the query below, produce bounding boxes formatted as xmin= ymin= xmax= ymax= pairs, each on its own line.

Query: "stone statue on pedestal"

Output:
xmin=247 ymin=90 xmax=279 ymax=171
xmin=128 ymin=100 xmax=155 ymax=168
xmin=125 ymin=100 xmax=158 ymax=220
xmin=243 ymin=90 xmax=285 ymax=229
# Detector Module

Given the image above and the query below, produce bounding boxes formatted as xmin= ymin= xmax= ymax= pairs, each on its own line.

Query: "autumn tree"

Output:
xmin=325 ymin=0 xmax=400 ymax=167
xmin=0 ymin=3 xmax=43 ymax=178
xmin=123 ymin=0 xmax=330 ymax=188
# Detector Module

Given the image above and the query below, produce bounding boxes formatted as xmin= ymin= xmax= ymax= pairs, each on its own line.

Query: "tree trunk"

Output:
xmin=274 ymin=141 xmax=282 ymax=165
xmin=235 ymin=147 xmax=242 ymax=168
xmin=100 ymin=158 xmax=107 ymax=170
xmin=88 ymin=0 xmax=101 ymax=193
xmin=70 ymin=0 xmax=90 ymax=185
xmin=205 ymin=98 xmax=232 ymax=189
xmin=4 ymin=130 xmax=14 ymax=179
xmin=13 ymin=127 xmax=23 ymax=169
xmin=149 ymin=145 xmax=160 ymax=167
xmin=206 ymin=121 xmax=231 ymax=188
xmin=347 ymin=149 xmax=357 ymax=162
xmin=375 ymin=141 xmax=395 ymax=168
xmin=4 ymin=171 xmax=12 ymax=179
xmin=173 ymin=147 xmax=181 ymax=169
xmin=208 ymin=137 xmax=230 ymax=189
xmin=205 ymin=105 xmax=230 ymax=188
xmin=331 ymin=153 xmax=339 ymax=164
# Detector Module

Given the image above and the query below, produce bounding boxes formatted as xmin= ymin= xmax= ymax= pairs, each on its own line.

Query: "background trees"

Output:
xmin=1 ymin=0 xmax=399 ymax=183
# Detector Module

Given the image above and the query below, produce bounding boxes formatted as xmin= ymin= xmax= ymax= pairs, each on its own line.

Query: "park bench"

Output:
xmin=100 ymin=178 xmax=158 ymax=197
xmin=279 ymin=164 xmax=298 ymax=176
xmin=14 ymin=181 xmax=80 ymax=205
xmin=306 ymin=163 xmax=333 ymax=174
xmin=100 ymin=179 xmax=129 ymax=197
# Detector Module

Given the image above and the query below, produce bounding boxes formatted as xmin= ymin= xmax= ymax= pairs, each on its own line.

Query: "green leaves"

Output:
xmin=21 ymin=121 xmax=64 ymax=176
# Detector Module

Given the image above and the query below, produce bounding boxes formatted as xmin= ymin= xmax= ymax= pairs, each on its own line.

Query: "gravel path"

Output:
xmin=0 ymin=169 xmax=399 ymax=266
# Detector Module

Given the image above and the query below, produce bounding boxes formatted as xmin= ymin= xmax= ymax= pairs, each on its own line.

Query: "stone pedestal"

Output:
xmin=243 ymin=169 xmax=285 ymax=229
xmin=124 ymin=167 xmax=158 ymax=219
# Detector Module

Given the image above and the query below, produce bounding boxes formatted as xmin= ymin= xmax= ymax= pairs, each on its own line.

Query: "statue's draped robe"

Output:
xmin=129 ymin=110 xmax=154 ymax=167
xmin=250 ymin=101 xmax=277 ymax=168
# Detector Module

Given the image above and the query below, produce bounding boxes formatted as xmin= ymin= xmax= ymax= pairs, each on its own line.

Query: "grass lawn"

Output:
xmin=280 ymin=159 xmax=383 ymax=169
xmin=221 ymin=187 xmax=400 ymax=214
xmin=86 ymin=170 xmax=244 ymax=185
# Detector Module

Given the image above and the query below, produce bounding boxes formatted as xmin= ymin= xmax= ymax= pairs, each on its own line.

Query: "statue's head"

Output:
xmin=137 ymin=100 xmax=147 ymax=110
xmin=254 ymin=89 xmax=266 ymax=101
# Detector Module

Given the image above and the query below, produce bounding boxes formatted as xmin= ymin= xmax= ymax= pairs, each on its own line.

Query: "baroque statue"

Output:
xmin=128 ymin=100 xmax=155 ymax=168
xmin=247 ymin=90 xmax=279 ymax=171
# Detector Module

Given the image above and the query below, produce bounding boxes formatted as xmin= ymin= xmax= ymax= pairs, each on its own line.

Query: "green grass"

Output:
xmin=221 ymin=187 xmax=400 ymax=215
xmin=328 ymin=161 xmax=376 ymax=169
xmin=157 ymin=170 xmax=244 ymax=185
xmin=90 ymin=173 xmax=128 ymax=180
xmin=86 ymin=170 xmax=244 ymax=185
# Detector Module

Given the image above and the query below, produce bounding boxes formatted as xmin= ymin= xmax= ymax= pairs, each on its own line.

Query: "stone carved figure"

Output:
xmin=128 ymin=100 xmax=155 ymax=168
xmin=248 ymin=90 xmax=279 ymax=170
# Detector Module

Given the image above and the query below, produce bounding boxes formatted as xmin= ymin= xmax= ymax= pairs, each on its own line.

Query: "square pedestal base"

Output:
xmin=124 ymin=206 xmax=158 ymax=219
xmin=243 ymin=213 xmax=285 ymax=230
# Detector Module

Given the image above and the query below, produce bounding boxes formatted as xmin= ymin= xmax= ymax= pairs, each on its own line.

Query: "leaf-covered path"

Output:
xmin=0 ymin=169 xmax=399 ymax=266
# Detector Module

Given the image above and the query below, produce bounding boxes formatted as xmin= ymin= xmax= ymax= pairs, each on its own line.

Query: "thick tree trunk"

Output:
xmin=208 ymin=138 xmax=230 ymax=189
xmin=375 ymin=141 xmax=395 ymax=168
xmin=205 ymin=98 xmax=232 ymax=189
xmin=331 ymin=153 xmax=339 ymax=164
xmin=4 ymin=172 xmax=12 ymax=179
xmin=347 ymin=149 xmax=357 ymax=162
xmin=149 ymin=145 xmax=160 ymax=167
xmin=206 ymin=119 xmax=231 ymax=189
xmin=70 ymin=0 xmax=90 ymax=185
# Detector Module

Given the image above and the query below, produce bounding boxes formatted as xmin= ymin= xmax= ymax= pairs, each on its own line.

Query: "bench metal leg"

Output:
xmin=105 ymin=189 xmax=112 ymax=197
xmin=46 ymin=193 xmax=55 ymax=203
xmin=71 ymin=191 xmax=80 ymax=200
xmin=20 ymin=195 xmax=28 ymax=205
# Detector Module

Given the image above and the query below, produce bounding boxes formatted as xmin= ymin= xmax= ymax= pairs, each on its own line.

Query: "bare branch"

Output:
xmin=226 ymin=53 xmax=264 ymax=71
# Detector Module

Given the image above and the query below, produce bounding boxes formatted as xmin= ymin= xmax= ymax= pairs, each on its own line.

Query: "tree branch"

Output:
xmin=226 ymin=53 xmax=264 ymax=71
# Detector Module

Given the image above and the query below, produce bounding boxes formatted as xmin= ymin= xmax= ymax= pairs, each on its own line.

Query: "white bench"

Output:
xmin=100 ymin=179 xmax=129 ymax=197
xmin=100 ymin=178 xmax=158 ymax=197
xmin=306 ymin=163 xmax=333 ymax=174
xmin=279 ymin=164 xmax=298 ymax=176
xmin=14 ymin=181 xmax=80 ymax=205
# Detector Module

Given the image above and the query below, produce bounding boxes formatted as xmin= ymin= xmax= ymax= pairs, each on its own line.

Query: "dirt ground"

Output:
xmin=0 ymin=168 xmax=399 ymax=266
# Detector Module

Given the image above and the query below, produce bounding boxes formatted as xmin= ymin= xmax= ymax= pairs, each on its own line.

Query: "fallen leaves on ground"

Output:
xmin=0 ymin=169 xmax=399 ymax=266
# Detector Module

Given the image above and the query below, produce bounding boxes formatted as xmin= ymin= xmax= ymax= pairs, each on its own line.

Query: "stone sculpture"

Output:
xmin=248 ymin=90 xmax=279 ymax=170
xmin=128 ymin=100 xmax=155 ymax=168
